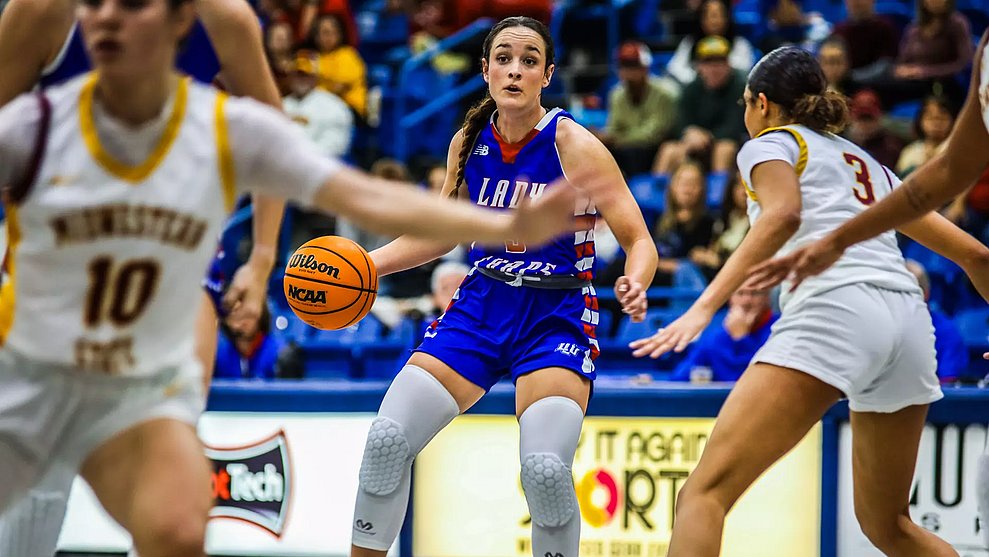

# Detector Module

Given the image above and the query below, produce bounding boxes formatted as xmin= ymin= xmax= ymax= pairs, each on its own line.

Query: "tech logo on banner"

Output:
xmin=206 ymin=430 xmax=292 ymax=537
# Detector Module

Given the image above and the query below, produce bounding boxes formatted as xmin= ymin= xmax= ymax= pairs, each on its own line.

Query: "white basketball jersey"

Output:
xmin=737 ymin=124 xmax=920 ymax=309
xmin=0 ymin=73 xmax=236 ymax=376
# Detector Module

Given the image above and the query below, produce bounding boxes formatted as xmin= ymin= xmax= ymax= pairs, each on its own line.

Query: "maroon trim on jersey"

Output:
xmin=5 ymin=92 xmax=52 ymax=206
xmin=491 ymin=123 xmax=539 ymax=164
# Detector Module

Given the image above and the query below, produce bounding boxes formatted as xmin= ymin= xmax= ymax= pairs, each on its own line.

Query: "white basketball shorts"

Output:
xmin=753 ymin=283 xmax=943 ymax=413
xmin=0 ymin=348 xmax=203 ymax=513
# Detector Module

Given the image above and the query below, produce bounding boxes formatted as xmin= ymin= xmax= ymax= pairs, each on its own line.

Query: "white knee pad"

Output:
xmin=519 ymin=395 xmax=584 ymax=557
xmin=521 ymin=452 xmax=577 ymax=527
xmin=359 ymin=417 xmax=411 ymax=496
xmin=353 ymin=365 xmax=459 ymax=551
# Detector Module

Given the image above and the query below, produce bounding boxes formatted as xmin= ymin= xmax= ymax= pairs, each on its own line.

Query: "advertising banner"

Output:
xmin=58 ymin=412 xmax=397 ymax=556
xmin=414 ymin=416 xmax=822 ymax=557
xmin=837 ymin=423 xmax=988 ymax=556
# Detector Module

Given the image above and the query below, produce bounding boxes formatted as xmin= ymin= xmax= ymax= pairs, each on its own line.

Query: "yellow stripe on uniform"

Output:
xmin=79 ymin=72 xmax=190 ymax=183
xmin=214 ymin=92 xmax=236 ymax=212
xmin=755 ymin=125 xmax=809 ymax=176
xmin=740 ymin=175 xmax=758 ymax=201
xmin=0 ymin=205 xmax=21 ymax=346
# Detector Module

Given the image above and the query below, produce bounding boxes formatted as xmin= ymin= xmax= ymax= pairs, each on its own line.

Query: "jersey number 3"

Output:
xmin=843 ymin=153 xmax=875 ymax=206
xmin=84 ymin=257 xmax=161 ymax=327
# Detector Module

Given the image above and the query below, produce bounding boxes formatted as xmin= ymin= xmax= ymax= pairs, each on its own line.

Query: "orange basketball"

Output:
xmin=283 ymin=236 xmax=377 ymax=330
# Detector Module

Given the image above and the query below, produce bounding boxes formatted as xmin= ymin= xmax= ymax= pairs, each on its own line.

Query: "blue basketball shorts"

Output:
xmin=415 ymin=270 xmax=601 ymax=391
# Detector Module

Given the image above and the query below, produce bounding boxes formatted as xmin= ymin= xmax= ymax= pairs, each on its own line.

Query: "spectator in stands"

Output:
xmin=890 ymin=0 xmax=972 ymax=103
xmin=859 ymin=0 xmax=972 ymax=105
xmin=689 ymin=172 xmax=750 ymax=280
xmin=309 ymin=13 xmax=368 ymax=117
xmin=670 ymin=287 xmax=778 ymax=382
xmin=845 ymin=89 xmax=904 ymax=169
xmin=215 ymin=305 xmax=285 ymax=380
xmin=598 ymin=160 xmax=715 ymax=287
xmin=372 ymin=261 xmax=470 ymax=331
xmin=832 ymin=0 xmax=899 ymax=72
xmin=818 ymin=36 xmax=860 ymax=96
xmin=656 ymin=161 xmax=718 ymax=285
xmin=425 ymin=163 xmax=447 ymax=191
xmin=598 ymin=41 xmax=677 ymax=177
xmin=757 ymin=0 xmax=832 ymax=53
xmin=896 ymin=95 xmax=956 ymax=176
xmin=265 ymin=19 xmax=297 ymax=95
xmin=905 ymin=260 xmax=968 ymax=382
xmin=283 ymin=51 xmax=354 ymax=158
xmin=667 ymin=0 xmax=755 ymax=87
xmin=653 ymin=36 xmax=747 ymax=175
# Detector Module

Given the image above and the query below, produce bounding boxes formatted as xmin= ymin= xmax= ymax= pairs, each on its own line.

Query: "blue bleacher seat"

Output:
xmin=627 ymin=173 xmax=666 ymax=224
xmin=955 ymin=308 xmax=989 ymax=350
xmin=707 ymin=171 xmax=729 ymax=209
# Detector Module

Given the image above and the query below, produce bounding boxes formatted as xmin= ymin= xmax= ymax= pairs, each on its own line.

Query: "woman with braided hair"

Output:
xmin=350 ymin=16 xmax=656 ymax=557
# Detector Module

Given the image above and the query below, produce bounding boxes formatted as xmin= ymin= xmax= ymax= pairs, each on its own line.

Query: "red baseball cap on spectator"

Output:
xmin=617 ymin=41 xmax=653 ymax=69
xmin=850 ymin=90 xmax=883 ymax=119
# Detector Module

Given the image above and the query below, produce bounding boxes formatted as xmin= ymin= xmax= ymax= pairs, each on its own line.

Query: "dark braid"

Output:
xmin=452 ymin=96 xmax=497 ymax=198
xmin=450 ymin=16 xmax=554 ymax=199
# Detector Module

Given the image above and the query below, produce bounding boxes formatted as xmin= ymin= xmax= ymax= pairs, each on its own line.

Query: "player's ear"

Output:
xmin=171 ymin=1 xmax=196 ymax=42
xmin=542 ymin=63 xmax=555 ymax=88
xmin=757 ymin=92 xmax=770 ymax=117
xmin=481 ymin=58 xmax=490 ymax=83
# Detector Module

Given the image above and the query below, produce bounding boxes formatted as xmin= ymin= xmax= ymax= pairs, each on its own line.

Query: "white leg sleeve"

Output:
xmin=0 ymin=463 xmax=74 ymax=557
xmin=519 ymin=396 xmax=584 ymax=557
xmin=352 ymin=365 xmax=459 ymax=551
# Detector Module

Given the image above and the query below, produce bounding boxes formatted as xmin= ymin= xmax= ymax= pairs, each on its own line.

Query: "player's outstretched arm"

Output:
xmin=898 ymin=212 xmax=989 ymax=303
xmin=557 ymin=118 xmax=657 ymax=322
xmin=314 ymin=165 xmax=575 ymax=247
xmin=369 ymin=131 xmax=466 ymax=277
xmin=631 ymin=160 xmax=802 ymax=358
xmin=0 ymin=0 xmax=73 ymax=107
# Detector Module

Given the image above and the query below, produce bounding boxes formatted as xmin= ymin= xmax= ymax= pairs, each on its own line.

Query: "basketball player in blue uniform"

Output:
xmin=0 ymin=0 xmax=283 ymax=553
xmin=350 ymin=17 xmax=658 ymax=557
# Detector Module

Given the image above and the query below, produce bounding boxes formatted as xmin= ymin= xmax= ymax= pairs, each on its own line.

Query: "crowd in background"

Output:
xmin=207 ymin=0 xmax=988 ymax=384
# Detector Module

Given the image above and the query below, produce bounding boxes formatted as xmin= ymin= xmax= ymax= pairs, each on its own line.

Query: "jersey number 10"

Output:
xmin=84 ymin=257 xmax=161 ymax=327
xmin=843 ymin=153 xmax=876 ymax=206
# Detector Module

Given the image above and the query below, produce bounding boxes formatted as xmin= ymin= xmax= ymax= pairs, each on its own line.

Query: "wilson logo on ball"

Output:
xmin=288 ymin=253 xmax=341 ymax=279
xmin=286 ymin=284 xmax=327 ymax=304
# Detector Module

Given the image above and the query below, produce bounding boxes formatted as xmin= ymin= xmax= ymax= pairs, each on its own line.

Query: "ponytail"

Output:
xmin=790 ymin=89 xmax=850 ymax=134
xmin=451 ymin=95 xmax=497 ymax=199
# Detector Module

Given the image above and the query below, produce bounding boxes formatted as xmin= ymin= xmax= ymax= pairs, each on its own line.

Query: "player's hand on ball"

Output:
xmin=615 ymin=276 xmax=647 ymax=323
xmin=629 ymin=306 xmax=712 ymax=358
xmin=509 ymin=182 xmax=577 ymax=247
xmin=223 ymin=259 xmax=269 ymax=334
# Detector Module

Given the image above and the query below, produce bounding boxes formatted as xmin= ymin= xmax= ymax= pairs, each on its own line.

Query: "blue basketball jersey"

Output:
xmin=464 ymin=108 xmax=597 ymax=281
xmin=40 ymin=20 xmax=221 ymax=87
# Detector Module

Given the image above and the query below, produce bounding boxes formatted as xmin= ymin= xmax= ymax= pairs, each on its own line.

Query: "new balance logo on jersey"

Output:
xmin=474 ymin=144 xmax=490 ymax=156
xmin=287 ymin=284 xmax=327 ymax=304
xmin=476 ymin=177 xmax=547 ymax=208
xmin=355 ymin=519 xmax=375 ymax=534
xmin=554 ymin=342 xmax=582 ymax=357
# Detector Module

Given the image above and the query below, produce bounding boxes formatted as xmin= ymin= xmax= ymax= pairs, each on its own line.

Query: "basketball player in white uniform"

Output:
xmin=0 ymin=1 xmax=286 ymax=553
xmin=631 ymin=46 xmax=989 ymax=556
xmin=757 ymin=30 xmax=989 ymax=549
xmin=0 ymin=1 xmax=575 ymax=555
